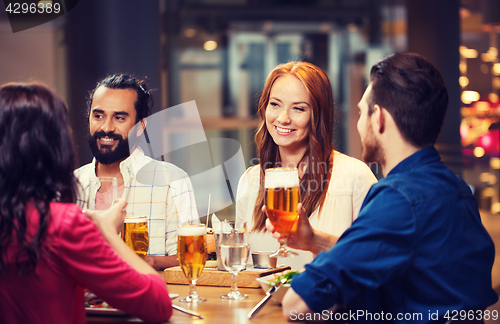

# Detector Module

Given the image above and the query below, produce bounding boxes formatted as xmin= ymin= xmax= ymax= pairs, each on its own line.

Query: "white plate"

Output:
xmin=85 ymin=307 xmax=128 ymax=316
xmin=85 ymin=294 xmax=179 ymax=316
xmin=255 ymin=274 xmax=291 ymax=305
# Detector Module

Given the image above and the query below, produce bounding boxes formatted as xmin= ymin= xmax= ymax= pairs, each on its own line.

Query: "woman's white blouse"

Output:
xmin=235 ymin=151 xmax=378 ymax=270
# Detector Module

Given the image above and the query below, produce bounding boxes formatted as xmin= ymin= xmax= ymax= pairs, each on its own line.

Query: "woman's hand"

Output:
xmin=85 ymin=199 xmax=127 ymax=235
xmin=264 ymin=203 xmax=338 ymax=256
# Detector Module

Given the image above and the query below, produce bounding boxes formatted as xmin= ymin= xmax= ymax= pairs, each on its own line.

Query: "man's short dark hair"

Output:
xmin=369 ymin=52 xmax=449 ymax=148
xmin=87 ymin=74 xmax=153 ymax=123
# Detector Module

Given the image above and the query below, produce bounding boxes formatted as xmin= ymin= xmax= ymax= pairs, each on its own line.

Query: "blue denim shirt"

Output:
xmin=292 ymin=147 xmax=498 ymax=323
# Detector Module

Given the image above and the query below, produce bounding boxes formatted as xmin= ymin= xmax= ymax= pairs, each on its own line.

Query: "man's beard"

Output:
xmin=88 ymin=130 xmax=130 ymax=165
xmin=361 ymin=122 xmax=386 ymax=170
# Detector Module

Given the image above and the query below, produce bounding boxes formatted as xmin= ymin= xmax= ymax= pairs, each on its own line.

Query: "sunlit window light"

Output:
xmin=482 ymin=187 xmax=496 ymax=197
xmin=475 ymin=101 xmax=491 ymax=113
xmin=481 ymin=52 xmax=495 ymax=62
xmin=493 ymin=63 xmax=500 ymax=76
xmin=492 ymin=203 xmax=500 ymax=214
xmin=459 ymin=62 xmax=467 ymax=74
xmin=461 ymin=91 xmax=480 ymax=104
xmin=490 ymin=157 xmax=500 ymax=169
xmin=459 ymin=76 xmax=469 ymax=87
xmin=203 ymin=40 xmax=218 ymax=51
xmin=480 ymin=172 xmax=491 ymax=182
xmin=488 ymin=47 xmax=498 ymax=58
xmin=459 ymin=46 xmax=478 ymax=59
xmin=474 ymin=146 xmax=486 ymax=158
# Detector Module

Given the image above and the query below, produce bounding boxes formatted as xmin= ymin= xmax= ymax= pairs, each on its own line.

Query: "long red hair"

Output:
xmin=252 ymin=61 xmax=335 ymax=232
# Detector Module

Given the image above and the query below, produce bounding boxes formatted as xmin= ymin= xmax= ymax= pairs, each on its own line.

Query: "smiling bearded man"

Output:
xmin=74 ymin=74 xmax=198 ymax=271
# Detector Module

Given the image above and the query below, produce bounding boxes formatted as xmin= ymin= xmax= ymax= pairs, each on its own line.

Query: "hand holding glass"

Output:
xmin=177 ymin=223 xmax=207 ymax=303
xmin=265 ymin=167 xmax=300 ymax=258
xmin=219 ymin=221 xmax=249 ymax=299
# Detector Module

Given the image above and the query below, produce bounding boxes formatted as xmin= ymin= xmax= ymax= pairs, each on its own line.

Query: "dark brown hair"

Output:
xmin=0 ymin=83 xmax=78 ymax=275
xmin=87 ymin=74 xmax=153 ymax=123
xmin=369 ymin=52 xmax=448 ymax=148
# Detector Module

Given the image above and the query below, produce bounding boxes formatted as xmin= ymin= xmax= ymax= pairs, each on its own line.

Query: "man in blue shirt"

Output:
xmin=274 ymin=53 xmax=498 ymax=322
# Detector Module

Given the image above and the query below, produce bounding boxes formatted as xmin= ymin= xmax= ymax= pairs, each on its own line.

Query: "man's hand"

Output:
xmin=265 ymin=203 xmax=338 ymax=256
xmin=85 ymin=199 xmax=127 ymax=235
xmin=265 ymin=203 xmax=315 ymax=251
xmin=144 ymin=255 xmax=179 ymax=271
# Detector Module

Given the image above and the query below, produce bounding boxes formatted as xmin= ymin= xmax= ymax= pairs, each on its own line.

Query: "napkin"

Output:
xmin=211 ymin=213 xmax=233 ymax=234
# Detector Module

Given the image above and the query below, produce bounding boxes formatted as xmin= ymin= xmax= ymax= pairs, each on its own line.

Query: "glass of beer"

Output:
xmin=265 ymin=167 xmax=300 ymax=258
xmin=177 ymin=223 xmax=207 ymax=303
xmin=219 ymin=221 xmax=249 ymax=299
xmin=122 ymin=216 xmax=149 ymax=259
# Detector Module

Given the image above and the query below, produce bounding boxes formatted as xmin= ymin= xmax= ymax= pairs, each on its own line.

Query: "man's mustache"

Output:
xmin=93 ymin=130 xmax=123 ymax=141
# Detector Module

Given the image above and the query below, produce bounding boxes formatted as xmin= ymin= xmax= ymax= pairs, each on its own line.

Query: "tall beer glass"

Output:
xmin=177 ymin=223 xmax=207 ymax=302
xmin=123 ymin=216 xmax=149 ymax=259
xmin=265 ymin=167 xmax=300 ymax=258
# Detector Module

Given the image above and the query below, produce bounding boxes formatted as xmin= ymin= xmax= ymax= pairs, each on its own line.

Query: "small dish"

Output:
xmin=251 ymin=251 xmax=278 ymax=269
xmin=255 ymin=273 xmax=290 ymax=304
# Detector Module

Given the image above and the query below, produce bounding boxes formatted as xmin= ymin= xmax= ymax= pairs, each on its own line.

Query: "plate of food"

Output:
xmin=85 ymin=291 xmax=179 ymax=316
xmin=255 ymin=270 xmax=299 ymax=304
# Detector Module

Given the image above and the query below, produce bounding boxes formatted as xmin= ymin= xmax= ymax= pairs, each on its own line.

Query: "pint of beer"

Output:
xmin=122 ymin=216 xmax=149 ymax=259
xmin=177 ymin=224 xmax=207 ymax=281
xmin=265 ymin=167 xmax=300 ymax=241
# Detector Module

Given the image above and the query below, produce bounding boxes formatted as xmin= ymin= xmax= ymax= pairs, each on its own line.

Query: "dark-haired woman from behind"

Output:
xmin=0 ymin=83 xmax=172 ymax=324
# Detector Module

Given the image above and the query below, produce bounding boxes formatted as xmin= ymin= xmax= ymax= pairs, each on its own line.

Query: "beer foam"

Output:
xmin=124 ymin=216 xmax=147 ymax=224
xmin=265 ymin=168 xmax=299 ymax=188
xmin=177 ymin=225 xmax=206 ymax=236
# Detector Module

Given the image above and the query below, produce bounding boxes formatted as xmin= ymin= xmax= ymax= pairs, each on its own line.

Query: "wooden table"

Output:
xmin=86 ymin=284 xmax=288 ymax=324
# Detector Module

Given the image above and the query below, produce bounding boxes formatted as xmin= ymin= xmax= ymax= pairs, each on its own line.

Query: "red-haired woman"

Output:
xmin=236 ymin=62 xmax=377 ymax=270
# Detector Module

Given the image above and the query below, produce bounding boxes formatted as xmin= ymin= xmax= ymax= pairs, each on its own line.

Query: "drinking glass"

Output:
xmin=177 ymin=223 xmax=207 ymax=303
xmin=86 ymin=177 xmax=118 ymax=211
xmin=219 ymin=221 xmax=250 ymax=299
xmin=265 ymin=167 xmax=300 ymax=258
xmin=122 ymin=216 xmax=149 ymax=259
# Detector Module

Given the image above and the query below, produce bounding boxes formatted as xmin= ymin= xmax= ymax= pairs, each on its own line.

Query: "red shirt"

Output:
xmin=0 ymin=202 xmax=172 ymax=324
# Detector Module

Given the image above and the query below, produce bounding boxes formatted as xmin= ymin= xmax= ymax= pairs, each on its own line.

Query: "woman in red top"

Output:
xmin=0 ymin=83 xmax=172 ymax=324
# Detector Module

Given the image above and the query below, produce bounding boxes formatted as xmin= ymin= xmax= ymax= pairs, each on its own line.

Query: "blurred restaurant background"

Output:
xmin=1 ymin=0 xmax=499 ymax=211
xmin=0 ymin=0 xmax=500 ymax=316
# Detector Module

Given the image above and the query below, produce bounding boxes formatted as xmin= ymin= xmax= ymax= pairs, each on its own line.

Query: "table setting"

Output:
xmin=86 ymin=215 xmax=298 ymax=324
xmin=86 ymin=177 xmax=302 ymax=324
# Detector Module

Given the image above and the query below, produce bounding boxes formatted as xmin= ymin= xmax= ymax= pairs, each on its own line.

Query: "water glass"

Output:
xmin=219 ymin=221 xmax=249 ymax=299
